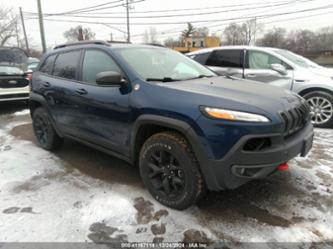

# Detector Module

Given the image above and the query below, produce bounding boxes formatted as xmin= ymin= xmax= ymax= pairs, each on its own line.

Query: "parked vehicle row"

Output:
xmin=188 ymin=46 xmax=333 ymax=128
xmin=30 ymin=41 xmax=313 ymax=209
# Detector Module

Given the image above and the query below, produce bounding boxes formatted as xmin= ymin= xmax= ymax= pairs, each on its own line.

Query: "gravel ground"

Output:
xmin=0 ymin=102 xmax=332 ymax=246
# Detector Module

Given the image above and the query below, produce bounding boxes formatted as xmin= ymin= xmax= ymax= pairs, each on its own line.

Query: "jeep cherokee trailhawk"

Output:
xmin=30 ymin=41 xmax=314 ymax=209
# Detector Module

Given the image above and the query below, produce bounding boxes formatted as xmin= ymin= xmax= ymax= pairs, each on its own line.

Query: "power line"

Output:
xmin=26 ymin=4 xmax=333 ymax=26
xmin=37 ymin=0 xmax=301 ymax=15
xmin=36 ymin=0 xmax=313 ymax=19
xmin=50 ymin=0 xmax=124 ymax=15
xmin=130 ymin=3 xmax=333 ymax=38
xmin=24 ymin=0 xmax=144 ymax=16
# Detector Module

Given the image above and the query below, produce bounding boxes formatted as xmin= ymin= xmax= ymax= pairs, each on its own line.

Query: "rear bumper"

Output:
xmin=0 ymin=86 xmax=29 ymax=102
xmin=201 ymin=123 xmax=314 ymax=190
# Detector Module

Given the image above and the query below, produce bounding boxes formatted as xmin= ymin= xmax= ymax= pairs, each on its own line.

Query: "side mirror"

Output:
xmin=270 ymin=64 xmax=287 ymax=75
xmin=96 ymin=71 xmax=125 ymax=86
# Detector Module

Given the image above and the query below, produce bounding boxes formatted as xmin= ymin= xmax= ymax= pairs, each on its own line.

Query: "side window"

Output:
xmin=39 ymin=54 xmax=56 ymax=75
xmin=206 ymin=50 xmax=244 ymax=68
xmin=53 ymin=50 xmax=81 ymax=80
xmin=192 ymin=53 xmax=210 ymax=65
xmin=247 ymin=51 xmax=286 ymax=69
xmin=82 ymin=50 xmax=121 ymax=84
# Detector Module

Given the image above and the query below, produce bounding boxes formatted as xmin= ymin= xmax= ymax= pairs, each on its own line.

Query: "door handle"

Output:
xmin=246 ymin=74 xmax=257 ymax=78
xmin=76 ymin=88 xmax=88 ymax=95
xmin=43 ymin=82 xmax=51 ymax=87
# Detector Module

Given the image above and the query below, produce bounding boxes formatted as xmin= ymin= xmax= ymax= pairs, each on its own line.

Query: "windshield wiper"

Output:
xmin=146 ymin=77 xmax=179 ymax=82
xmin=187 ymin=75 xmax=215 ymax=80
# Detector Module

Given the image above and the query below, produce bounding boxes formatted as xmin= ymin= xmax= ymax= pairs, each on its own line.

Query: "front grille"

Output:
xmin=0 ymin=93 xmax=29 ymax=100
xmin=280 ymin=102 xmax=310 ymax=137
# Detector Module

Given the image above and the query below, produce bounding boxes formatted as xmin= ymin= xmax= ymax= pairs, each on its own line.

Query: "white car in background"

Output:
xmin=188 ymin=46 xmax=333 ymax=128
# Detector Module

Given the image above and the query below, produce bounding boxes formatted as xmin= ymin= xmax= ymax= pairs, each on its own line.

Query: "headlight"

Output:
xmin=202 ymin=107 xmax=270 ymax=122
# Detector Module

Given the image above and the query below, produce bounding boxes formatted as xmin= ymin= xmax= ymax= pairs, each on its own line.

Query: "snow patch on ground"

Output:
xmin=13 ymin=109 xmax=30 ymax=116
xmin=0 ymin=111 xmax=333 ymax=243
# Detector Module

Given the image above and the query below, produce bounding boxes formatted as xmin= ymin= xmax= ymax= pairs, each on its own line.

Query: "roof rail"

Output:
xmin=142 ymin=43 xmax=165 ymax=47
xmin=107 ymin=40 xmax=132 ymax=44
xmin=54 ymin=40 xmax=110 ymax=50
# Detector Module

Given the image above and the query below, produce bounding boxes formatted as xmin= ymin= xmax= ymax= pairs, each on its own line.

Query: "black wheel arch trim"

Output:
xmin=131 ymin=114 xmax=218 ymax=189
xmin=29 ymin=92 xmax=64 ymax=138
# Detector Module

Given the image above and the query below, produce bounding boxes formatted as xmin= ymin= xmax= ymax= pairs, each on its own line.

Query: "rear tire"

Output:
xmin=139 ymin=131 xmax=206 ymax=210
xmin=303 ymin=91 xmax=333 ymax=128
xmin=32 ymin=107 xmax=63 ymax=151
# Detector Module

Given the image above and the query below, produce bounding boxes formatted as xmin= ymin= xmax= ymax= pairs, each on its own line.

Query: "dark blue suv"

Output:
xmin=30 ymin=41 xmax=314 ymax=209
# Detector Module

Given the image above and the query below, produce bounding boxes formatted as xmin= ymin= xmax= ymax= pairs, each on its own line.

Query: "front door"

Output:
xmin=244 ymin=50 xmax=293 ymax=90
xmin=72 ymin=49 xmax=131 ymax=156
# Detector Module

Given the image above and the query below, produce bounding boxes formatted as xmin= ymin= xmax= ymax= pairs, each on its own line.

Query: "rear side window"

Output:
xmin=53 ymin=50 xmax=81 ymax=80
xmin=81 ymin=50 xmax=121 ymax=84
xmin=206 ymin=50 xmax=244 ymax=68
xmin=192 ymin=53 xmax=210 ymax=65
xmin=39 ymin=54 xmax=56 ymax=74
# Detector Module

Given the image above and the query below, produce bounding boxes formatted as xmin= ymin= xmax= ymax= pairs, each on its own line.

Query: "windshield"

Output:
xmin=274 ymin=49 xmax=321 ymax=69
xmin=115 ymin=47 xmax=216 ymax=81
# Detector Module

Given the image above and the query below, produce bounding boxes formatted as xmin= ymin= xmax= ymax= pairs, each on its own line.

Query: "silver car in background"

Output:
xmin=188 ymin=46 xmax=333 ymax=128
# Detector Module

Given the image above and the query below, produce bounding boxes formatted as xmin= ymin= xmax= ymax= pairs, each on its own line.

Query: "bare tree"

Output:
xmin=243 ymin=18 xmax=263 ymax=45
xmin=142 ymin=27 xmax=158 ymax=44
xmin=222 ymin=19 xmax=263 ymax=45
xmin=316 ymin=27 xmax=333 ymax=51
xmin=164 ymin=37 xmax=182 ymax=47
xmin=0 ymin=7 xmax=18 ymax=46
xmin=286 ymin=29 xmax=316 ymax=54
xmin=223 ymin=23 xmax=246 ymax=45
xmin=196 ymin=27 xmax=209 ymax=37
xmin=63 ymin=25 xmax=95 ymax=42
xmin=258 ymin=28 xmax=287 ymax=48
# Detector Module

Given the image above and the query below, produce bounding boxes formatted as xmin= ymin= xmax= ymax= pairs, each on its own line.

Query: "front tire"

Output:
xmin=32 ymin=107 xmax=63 ymax=151
xmin=304 ymin=91 xmax=333 ymax=128
xmin=139 ymin=131 xmax=206 ymax=210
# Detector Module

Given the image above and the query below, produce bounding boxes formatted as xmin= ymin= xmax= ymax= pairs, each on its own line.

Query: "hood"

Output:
xmin=158 ymin=76 xmax=301 ymax=116
xmin=308 ymin=67 xmax=333 ymax=78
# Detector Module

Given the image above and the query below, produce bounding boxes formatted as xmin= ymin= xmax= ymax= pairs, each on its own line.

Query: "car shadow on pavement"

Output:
xmin=0 ymin=101 xmax=28 ymax=115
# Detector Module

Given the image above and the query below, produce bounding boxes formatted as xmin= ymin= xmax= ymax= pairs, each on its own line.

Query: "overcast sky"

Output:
xmin=2 ymin=0 xmax=333 ymax=49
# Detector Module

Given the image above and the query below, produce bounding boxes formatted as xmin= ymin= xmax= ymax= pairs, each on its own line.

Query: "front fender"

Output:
xmin=130 ymin=114 xmax=218 ymax=189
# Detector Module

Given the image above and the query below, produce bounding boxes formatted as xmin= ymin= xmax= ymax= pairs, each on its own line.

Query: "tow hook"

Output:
xmin=277 ymin=163 xmax=289 ymax=171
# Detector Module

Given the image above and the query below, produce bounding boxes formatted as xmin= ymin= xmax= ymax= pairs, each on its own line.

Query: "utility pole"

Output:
xmin=253 ymin=17 xmax=257 ymax=46
xmin=125 ymin=0 xmax=130 ymax=43
xmin=19 ymin=7 xmax=29 ymax=51
xmin=36 ymin=0 xmax=47 ymax=53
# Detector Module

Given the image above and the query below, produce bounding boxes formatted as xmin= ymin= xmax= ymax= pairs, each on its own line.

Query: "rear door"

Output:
xmin=205 ymin=49 xmax=244 ymax=78
xmin=244 ymin=50 xmax=293 ymax=89
xmin=43 ymin=50 xmax=83 ymax=134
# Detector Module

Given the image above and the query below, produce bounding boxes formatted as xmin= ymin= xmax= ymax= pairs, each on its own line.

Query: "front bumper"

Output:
xmin=0 ymin=86 xmax=29 ymax=102
xmin=202 ymin=123 xmax=314 ymax=190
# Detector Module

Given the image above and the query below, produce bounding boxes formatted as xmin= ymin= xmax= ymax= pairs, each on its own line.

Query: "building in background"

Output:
xmin=170 ymin=34 xmax=221 ymax=53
